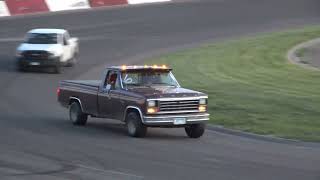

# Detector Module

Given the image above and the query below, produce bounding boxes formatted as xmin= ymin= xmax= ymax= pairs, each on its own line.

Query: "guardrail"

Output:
xmin=0 ymin=0 xmax=170 ymax=17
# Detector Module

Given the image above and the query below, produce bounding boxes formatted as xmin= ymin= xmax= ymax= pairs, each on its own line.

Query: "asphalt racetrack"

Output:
xmin=0 ymin=0 xmax=320 ymax=179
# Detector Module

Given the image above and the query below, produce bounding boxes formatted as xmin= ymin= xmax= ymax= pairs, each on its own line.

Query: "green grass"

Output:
xmin=148 ymin=26 xmax=320 ymax=142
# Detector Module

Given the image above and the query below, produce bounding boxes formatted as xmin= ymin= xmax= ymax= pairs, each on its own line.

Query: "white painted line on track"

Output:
xmin=45 ymin=0 xmax=90 ymax=12
xmin=69 ymin=163 xmax=144 ymax=179
xmin=128 ymin=0 xmax=171 ymax=5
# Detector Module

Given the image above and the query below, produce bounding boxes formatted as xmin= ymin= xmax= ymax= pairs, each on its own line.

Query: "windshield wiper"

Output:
xmin=148 ymin=83 xmax=177 ymax=87
xmin=126 ymin=84 xmax=151 ymax=88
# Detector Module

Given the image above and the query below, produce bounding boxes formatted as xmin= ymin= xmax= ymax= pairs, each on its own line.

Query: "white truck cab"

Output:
xmin=16 ymin=28 xmax=79 ymax=73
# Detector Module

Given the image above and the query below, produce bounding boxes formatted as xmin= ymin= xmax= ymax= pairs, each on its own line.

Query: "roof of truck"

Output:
xmin=109 ymin=65 xmax=172 ymax=71
xmin=28 ymin=28 xmax=67 ymax=34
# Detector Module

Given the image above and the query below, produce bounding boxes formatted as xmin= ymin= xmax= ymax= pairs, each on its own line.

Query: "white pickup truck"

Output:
xmin=16 ymin=29 xmax=79 ymax=73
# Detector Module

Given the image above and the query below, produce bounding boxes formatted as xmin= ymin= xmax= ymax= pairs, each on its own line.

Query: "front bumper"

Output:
xmin=143 ymin=113 xmax=210 ymax=126
xmin=17 ymin=56 xmax=60 ymax=68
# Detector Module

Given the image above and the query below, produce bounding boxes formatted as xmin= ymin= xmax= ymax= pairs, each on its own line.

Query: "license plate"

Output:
xmin=174 ymin=118 xmax=186 ymax=125
xmin=30 ymin=62 xmax=40 ymax=66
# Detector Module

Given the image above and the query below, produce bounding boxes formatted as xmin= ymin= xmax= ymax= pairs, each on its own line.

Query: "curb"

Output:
xmin=207 ymin=124 xmax=320 ymax=148
xmin=287 ymin=37 xmax=320 ymax=71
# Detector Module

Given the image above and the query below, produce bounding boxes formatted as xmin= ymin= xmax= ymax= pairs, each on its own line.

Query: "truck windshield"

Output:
xmin=121 ymin=71 xmax=179 ymax=88
xmin=25 ymin=33 xmax=58 ymax=44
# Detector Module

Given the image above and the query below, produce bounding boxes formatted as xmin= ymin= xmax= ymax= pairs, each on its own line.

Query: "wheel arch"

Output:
xmin=69 ymin=97 xmax=83 ymax=111
xmin=123 ymin=106 xmax=144 ymax=123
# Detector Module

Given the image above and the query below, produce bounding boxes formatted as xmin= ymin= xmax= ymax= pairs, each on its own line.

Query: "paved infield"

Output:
xmin=299 ymin=40 xmax=320 ymax=68
xmin=0 ymin=0 xmax=320 ymax=179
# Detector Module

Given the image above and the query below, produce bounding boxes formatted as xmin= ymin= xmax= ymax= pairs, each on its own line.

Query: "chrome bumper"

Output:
xmin=142 ymin=113 xmax=210 ymax=126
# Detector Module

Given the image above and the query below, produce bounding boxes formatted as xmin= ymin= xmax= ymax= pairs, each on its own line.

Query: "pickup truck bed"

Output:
xmin=58 ymin=80 xmax=101 ymax=116
xmin=61 ymin=80 xmax=100 ymax=88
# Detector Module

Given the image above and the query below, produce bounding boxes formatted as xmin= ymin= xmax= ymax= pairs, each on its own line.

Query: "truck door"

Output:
xmin=98 ymin=70 xmax=122 ymax=119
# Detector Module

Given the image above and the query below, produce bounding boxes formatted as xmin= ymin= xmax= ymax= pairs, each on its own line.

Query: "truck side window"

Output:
xmin=64 ymin=32 xmax=70 ymax=40
xmin=104 ymin=71 xmax=120 ymax=90
xmin=114 ymin=73 xmax=121 ymax=89
xmin=104 ymin=71 xmax=111 ymax=89
xmin=63 ymin=35 xmax=68 ymax=45
xmin=58 ymin=34 xmax=63 ymax=45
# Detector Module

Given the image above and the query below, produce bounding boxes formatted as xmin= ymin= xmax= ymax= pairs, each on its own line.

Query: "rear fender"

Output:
xmin=69 ymin=97 xmax=83 ymax=112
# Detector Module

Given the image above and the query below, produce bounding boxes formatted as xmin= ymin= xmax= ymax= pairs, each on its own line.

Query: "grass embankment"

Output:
xmin=149 ymin=26 xmax=320 ymax=142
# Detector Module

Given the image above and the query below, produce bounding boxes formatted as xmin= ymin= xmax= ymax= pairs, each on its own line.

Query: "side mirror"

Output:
xmin=106 ymin=84 xmax=111 ymax=91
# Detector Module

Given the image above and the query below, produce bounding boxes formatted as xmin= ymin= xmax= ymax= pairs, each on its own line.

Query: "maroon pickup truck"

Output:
xmin=57 ymin=65 xmax=209 ymax=138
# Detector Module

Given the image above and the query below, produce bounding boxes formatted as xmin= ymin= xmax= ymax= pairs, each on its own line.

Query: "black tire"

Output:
xmin=126 ymin=112 xmax=147 ymax=138
xmin=66 ymin=53 xmax=77 ymax=67
xmin=69 ymin=102 xmax=87 ymax=126
xmin=54 ymin=64 xmax=61 ymax=74
xmin=185 ymin=123 xmax=206 ymax=138
xmin=17 ymin=65 xmax=25 ymax=72
xmin=16 ymin=61 xmax=25 ymax=72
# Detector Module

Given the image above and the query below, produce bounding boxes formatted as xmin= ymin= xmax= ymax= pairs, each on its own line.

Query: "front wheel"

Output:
xmin=126 ymin=112 xmax=147 ymax=138
xmin=69 ymin=102 xmax=88 ymax=126
xmin=185 ymin=123 xmax=206 ymax=138
xmin=17 ymin=65 xmax=25 ymax=72
xmin=66 ymin=53 xmax=78 ymax=67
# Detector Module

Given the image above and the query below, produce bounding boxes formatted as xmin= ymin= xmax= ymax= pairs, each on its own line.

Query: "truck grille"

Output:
xmin=23 ymin=51 xmax=49 ymax=60
xmin=159 ymin=99 xmax=199 ymax=113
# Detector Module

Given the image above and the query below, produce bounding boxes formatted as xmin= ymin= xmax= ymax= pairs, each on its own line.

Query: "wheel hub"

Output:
xmin=70 ymin=106 xmax=78 ymax=122
xmin=127 ymin=121 xmax=136 ymax=135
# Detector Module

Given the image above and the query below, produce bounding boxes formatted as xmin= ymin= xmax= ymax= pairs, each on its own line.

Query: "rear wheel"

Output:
xmin=126 ymin=112 xmax=147 ymax=138
xmin=69 ymin=102 xmax=87 ymax=126
xmin=54 ymin=64 xmax=61 ymax=74
xmin=185 ymin=123 xmax=206 ymax=138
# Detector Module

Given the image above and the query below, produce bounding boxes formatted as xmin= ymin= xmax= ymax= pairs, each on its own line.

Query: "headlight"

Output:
xmin=199 ymin=98 xmax=207 ymax=105
xmin=49 ymin=52 xmax=59 ymax=57
xmin=147 ymin=100 xmax=156 ymax=107
xmin=198 ymin=105 xmax=207 ymax=112
xmin=146 ymin=100 xmax=158 ymax=114
xmin=147 ymin=107 xmax=158 ymax=114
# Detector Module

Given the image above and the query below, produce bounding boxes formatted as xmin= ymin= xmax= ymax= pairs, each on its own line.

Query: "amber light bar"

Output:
xmin=121 ymin=65 xmax=169 ymax=70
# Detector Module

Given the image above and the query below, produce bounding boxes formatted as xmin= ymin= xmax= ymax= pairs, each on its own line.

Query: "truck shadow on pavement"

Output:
xmin=0 ymin=55 xmax=17 ymax=73
xmin=52 ymin=117 xmax=189 ymax=140
xmin=0 ymin=55 xmax=58 ymax=74
xmin=87 ymin=119 xmax=189 ymax=140
xmin=0 ymin=54 xmax=74 ymax=74
xmin=2 ymin=114 xmax=191 ymax=141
